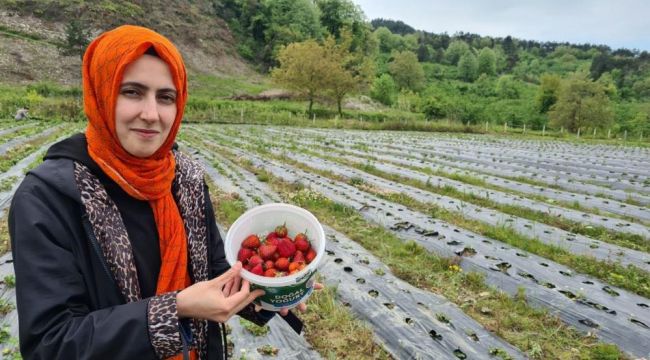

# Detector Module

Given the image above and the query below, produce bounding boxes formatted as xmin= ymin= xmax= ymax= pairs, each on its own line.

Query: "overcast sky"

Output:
xmin=351 ymin=0 xmax=649 ymax=51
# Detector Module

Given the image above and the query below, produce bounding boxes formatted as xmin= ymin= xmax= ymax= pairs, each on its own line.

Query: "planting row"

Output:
xmin=187 ymin=135 xmax=650 ymax=358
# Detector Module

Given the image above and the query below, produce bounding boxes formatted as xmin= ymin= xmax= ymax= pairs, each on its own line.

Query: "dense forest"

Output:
xmin=213 ymin=0 xmax=650 ymax=135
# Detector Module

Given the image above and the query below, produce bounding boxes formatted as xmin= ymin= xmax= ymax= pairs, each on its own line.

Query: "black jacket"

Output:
xmin=9 ymin=134 xmax=272 ymax=360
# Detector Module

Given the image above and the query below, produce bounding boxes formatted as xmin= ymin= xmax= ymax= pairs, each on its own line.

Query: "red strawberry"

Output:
xmin=266 ymin=232 xmax=278 ymax=241
xmin=248 ymin=255 xmax=263 ymax=268
xmin=293 ymin=250 xmax=305 ymax=264
xmin=305 ymin=248 xmax=317 ymax=263
xmin=275 ymin=224 xmax=288 ymax=238
xmin=264 ymin=268 xmax=277 ymax=277
xmin=275 ymin=257 xmax=290 ymax=271
xmin=294 ymin=233 xmax=310 ymax=252
xmin=277 ymin=238 xmax=296 ymax=258
xmin=237 ymin=248 xmax=254 ymax=263
xmin=241 ymin=235 xmax=260 ymax=249
xmin=266 ymin=237 xmax=280 ymax=247
xmin=250 ymin=263 xmax=264 ymax=276
xmin=264 ymin=260 xmax=275 ymax=270
xmin=258 ymin=244 xmax=277 ymax=260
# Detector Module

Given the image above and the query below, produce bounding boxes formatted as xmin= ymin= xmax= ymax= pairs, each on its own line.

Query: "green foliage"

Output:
xmin=458 ymin=52 xmax=478 ymax=82
xmin=535 ymin=74 xmax=561 ymax=113
xmin=389 ymin=51 xmax=425 ymax=91
xmin=477 ymin=47 xmax=497 ymax=76
xmin=374 ymin=27 xmax=413 ymax=53
xmin=549 ymin=72 xmax=614 ymax=132
xmin=58 ymin=19 xmax=91 ymax=59
xmin=271 ymin=39 xmax=330 ymax=114
xmin=370 ymin=74 xmax=397 ymax=106
xmin=444 ymin=40 xmax=470 ymax=65
xmin=496 ymin=75 xmax=520 ymax=99
xmin=589 ymin=343 xmax=623 ymax=360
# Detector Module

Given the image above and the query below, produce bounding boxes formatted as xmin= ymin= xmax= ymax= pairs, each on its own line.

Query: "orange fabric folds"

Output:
xmin=82 ymin=25 xmax=194 ymax=359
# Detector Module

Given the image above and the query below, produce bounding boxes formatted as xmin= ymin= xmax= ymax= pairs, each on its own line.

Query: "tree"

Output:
xmin=549 ymin=72 xmax=614 ymax=132
xmin=315 ymin=0 xmax=376 ymax=56
xmin=502 ymin=35 xmax=519 ymax=71
xmin=370 ymin=74 xmax=397 ymax=106
xmin=271 ymin=40 xmax=330 ymax=115
xmin=444 ymin=40 xmax=469 ymax=65
xmin=458 ymin=52 xmax=478 ymax=82
xmin=535 ymin=73 xmax=561 ymax=113
xmin=496 ymin=75 xmax=520 ymax=99
xmin=388 ymin=51 xmax=425 ymax=91
xmin=59 ymin=19 xmax=91 ymax=60
xmin=262 ymin=0 xmax=323 ymax=66
xmin=477 ymin=47 xmax=497 ymax=76
xmin=322 ymin=33 xmax=375 ymax=116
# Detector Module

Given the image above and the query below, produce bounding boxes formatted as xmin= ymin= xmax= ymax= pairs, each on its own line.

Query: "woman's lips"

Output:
xmin=132 ymin=128 xmax=159 ymax=139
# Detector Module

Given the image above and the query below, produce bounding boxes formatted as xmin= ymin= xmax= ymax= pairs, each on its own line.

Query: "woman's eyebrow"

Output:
xmin=120 ymin=82 xmax=177 ymax=94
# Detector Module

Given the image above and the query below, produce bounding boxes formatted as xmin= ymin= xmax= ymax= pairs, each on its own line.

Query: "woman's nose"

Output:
xmin=140 ymin=95 xmax=159 ymax=122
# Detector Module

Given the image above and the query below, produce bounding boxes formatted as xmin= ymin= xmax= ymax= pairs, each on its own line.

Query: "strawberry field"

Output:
xmin=1 ymin=121 xmax=650 ymax=359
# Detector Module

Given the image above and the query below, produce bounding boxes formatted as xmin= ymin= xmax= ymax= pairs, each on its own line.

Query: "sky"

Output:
xmin=351 ymin=0 xmax=650 ymax=52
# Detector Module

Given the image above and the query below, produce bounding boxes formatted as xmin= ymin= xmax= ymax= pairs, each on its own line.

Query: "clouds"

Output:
xmin=352 ymin=0 xmax=650 ymax=51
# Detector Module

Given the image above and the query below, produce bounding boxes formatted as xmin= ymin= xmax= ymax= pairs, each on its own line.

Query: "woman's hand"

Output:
xmin=176 ymin=261 xmax=264 ymax=323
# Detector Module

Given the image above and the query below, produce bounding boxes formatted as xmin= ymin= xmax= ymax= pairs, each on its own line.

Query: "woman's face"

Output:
xmin=115 ymin=54 xmax=177 ymax=158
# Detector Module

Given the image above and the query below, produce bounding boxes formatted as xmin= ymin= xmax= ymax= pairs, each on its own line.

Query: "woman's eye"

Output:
xmin=121 ymin=89 xmax=140 ymax=97
xmin=158 ymin=94 xmax=176 ymax=104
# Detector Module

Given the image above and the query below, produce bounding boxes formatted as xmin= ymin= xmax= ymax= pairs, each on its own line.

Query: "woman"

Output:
xmin=9 ymin=25 xmax=301 ymax=360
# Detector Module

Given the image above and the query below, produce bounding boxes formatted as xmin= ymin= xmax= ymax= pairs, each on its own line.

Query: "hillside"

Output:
xmin=0 ymin=0 xmax=255 ymax=85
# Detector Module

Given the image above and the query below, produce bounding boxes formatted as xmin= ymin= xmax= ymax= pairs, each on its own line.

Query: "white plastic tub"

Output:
xmin=225 ymin=203 xmax=326 ymax=311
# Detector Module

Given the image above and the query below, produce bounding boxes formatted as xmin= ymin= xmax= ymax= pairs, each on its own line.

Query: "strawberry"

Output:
xmin=241 ymin=235 xmax=260 ymax=249
xmin=258 ymin=244 xmax=277 ymax=260
xmin=305 ymin=248 xmax=317 ymax=264
xmin=294 ymin=233 xmax=310 ymax=252
xmin=275 ymin=223 xmax=288 ymax=238
xmin=277 ymin=237 xmax=296 ymax=258
xmin=265 ymin=237 xmax=280 ymax=247
xmin=275 ymin=257 xmax=290 ymax=271
xmin=264 ymin=260 xmax=275 ymax=270
xmin=237 ymin=248 xmax=254 ymax=263
xmin=288 ymin=261 xmax=300 ymax=273
xmin=248 ymin=255 xmax=263 ymax=268
xmin=264 ymin=268 xmax=277 ymax=277
xmin=250 ymin=263 xmax=264 ymax=276
xmin=293 ymin=250 xmax=305 ymax=264
xmin=266 ymin=232 xmax=278 ymax=241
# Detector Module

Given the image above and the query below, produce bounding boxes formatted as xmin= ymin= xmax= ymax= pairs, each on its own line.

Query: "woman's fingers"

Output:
xmin=213 ymin=262 xmax=242 ymax=287
xmin=222 ymin=279 xmax=234 ymax=297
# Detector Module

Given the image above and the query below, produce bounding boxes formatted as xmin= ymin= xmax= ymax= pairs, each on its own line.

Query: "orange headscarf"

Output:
xmin=83 ymin=25 xmax=194 ymax=359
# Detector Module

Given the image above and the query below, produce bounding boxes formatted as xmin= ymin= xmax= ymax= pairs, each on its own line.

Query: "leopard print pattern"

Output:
xmin=173 ymin=151 xmax=209 ymax=359
xmin=147 ymin=291 xmax=183 ymax=359
xmin=74 ymin=162 xmax=141 ymax=303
